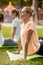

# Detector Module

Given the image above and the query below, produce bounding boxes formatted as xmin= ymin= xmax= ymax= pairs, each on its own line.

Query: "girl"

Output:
xmin=16 ymin=7 xmax=43 ymax=60
xmin=3 ymin=8 xmax=21 ymax=47
xmin=0 ymin=9 xmax=21 ymax=47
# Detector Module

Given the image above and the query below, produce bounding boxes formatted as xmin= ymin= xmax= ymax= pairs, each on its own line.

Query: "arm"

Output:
xmin=11 ymin=27 xmax=16 ymax=39
xmin=18 ymin=38 xmax=21 ymax=53
xmin=11 ymin=19 xmax=18 ymax=39
xmin=24 ymin=30 xmax=33 ymax=59
xmin=14 ymin=38 xmax=21 ymax=54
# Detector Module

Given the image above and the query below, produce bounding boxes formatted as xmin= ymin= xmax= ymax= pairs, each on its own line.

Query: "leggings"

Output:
xmin=3 ymin=37 xmax=43 ymax=47
xmin=39 ymin=37 xmax=43 ymax=40
xmin=37 ymin=41 xmax=43 ymax=55
xmin=3 ymin=39 xmax=18 ymax=46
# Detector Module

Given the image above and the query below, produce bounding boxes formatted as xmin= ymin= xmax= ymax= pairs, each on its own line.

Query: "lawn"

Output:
xmin=2 ymin=27 xmax=43 ymax=38
xmin=0 ymin=27 xmax=43 ymax=65
xmin=0 ymin=48 xmax=43 ymax=65
xmin=2 ymin=27 xmax=11 ymax=38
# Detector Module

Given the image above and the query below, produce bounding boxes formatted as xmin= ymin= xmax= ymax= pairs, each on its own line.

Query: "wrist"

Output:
xmin=23 ymin=52 xmax=26 ymax=59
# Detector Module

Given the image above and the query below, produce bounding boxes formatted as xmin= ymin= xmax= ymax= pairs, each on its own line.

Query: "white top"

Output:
xmin=12 ymin=17 xmax=21 ymax=42
xmin=0 ymin=30 xmax=5 ymax=45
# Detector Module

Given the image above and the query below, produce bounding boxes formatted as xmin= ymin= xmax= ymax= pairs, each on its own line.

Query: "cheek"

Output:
xmin=23 ymin=16 xmax=27 ymax=21
xmin=20 ymin=15 xmax=25 ymax=20
xmin=21 ymin=17 xmax=25 ymax=21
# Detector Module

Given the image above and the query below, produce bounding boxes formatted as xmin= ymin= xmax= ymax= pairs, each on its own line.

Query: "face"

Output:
xmin=20 ymin=11 xmax=27 ymax=21
xmin=10 ymin=12 xmax=16 ymax=19
xmin=20 ymin=8 xmax=30 ymax=23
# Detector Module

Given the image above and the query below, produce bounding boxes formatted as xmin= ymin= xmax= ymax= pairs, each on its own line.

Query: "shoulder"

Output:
xmin=12 ymin=18 xmax=18 ymax=24
xmin=27 ymin=21 xmax=35 ymax=30
xmin=12 ymin=18 xmax=17 ymax=22
xmin=27 ymin=21 xmax=35 ymax=26
xmin=12 ymin=18 xmax=20 ymax=27
xmin=13 ymin=17 xmax=20 ymax=23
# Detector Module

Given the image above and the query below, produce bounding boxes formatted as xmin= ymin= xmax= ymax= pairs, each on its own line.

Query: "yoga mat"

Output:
xmin=0 ymin=45 xmax=18 ymax=49
xmin=6 ymin=50 xmax=43 ymax=61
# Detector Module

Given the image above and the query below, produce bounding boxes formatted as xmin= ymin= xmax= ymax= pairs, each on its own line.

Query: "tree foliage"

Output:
xmin=0 ymin=0 xmax=9 ymax=4
xmin=0 ymin=0 xmax=32 ymax=6
xmin=0 ymin=0 xmax=42 ymax=7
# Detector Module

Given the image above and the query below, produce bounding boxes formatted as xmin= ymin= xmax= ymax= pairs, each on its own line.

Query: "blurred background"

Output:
xmin=0 ymin=1 xmax=43 ymax=64
xmin=0 ymin=0 xmax=43 ymax=24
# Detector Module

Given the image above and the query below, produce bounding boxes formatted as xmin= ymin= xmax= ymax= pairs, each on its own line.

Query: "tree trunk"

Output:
xmin=20 ymin=0 xmax=24 ymax=6
xmin=32 ymin=0 xmax=39 ymax=24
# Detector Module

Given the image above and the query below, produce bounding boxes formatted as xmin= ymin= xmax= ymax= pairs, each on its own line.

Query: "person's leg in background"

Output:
xmin=37 ymin=41 xmax=43 ymax=55
xmin=3 ymin=39 xmax=18 ymax=46
xmin=39 ymin=37 xmax=43 ymax=40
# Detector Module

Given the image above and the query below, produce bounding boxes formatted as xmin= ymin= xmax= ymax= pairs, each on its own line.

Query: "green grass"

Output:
xmin=0 ymin=27 xmax=43 ymax=65
xmin=0 ymin=48 xmax=43 ymax=65
xmin=2 ymin=27 xmax=43 ymax=38
xmin=37 ymin=29 xmax=43 ymax=37
xmin=2 ymin=27 xmax=11 ymax=38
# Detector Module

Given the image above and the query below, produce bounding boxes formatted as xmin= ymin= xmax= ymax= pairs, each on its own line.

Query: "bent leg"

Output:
xmin=3 ymin=39 xmax=18 ymax=46
xmin=39 ymin=37 xmax=43 ymax=40
xmin=37 ymin=42 xmax=43 ymax=55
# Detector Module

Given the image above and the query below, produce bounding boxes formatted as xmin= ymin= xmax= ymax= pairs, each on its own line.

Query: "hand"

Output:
xmin=12 ymin=50 xmax=20 ymax=54
xmin=17 ymin=58 xmax=25 ymax=61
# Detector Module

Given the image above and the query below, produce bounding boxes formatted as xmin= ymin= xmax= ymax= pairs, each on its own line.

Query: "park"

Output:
xmin=0 ymin=0 xmax=43 ymax=65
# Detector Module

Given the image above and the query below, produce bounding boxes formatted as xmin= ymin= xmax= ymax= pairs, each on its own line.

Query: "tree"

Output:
xmin=0 ymin=0 xmax=9 ymax=4
xmin=38 ymin=0 xmax=42 ymax=8
xmin=32 ymin=0 xmax=39 ymax=24
xmin=20 ymin=0 xmax=32 ymax=6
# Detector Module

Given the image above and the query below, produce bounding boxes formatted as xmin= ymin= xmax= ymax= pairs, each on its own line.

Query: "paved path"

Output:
xmin=2 ymin=23 xmax=43 ymax=29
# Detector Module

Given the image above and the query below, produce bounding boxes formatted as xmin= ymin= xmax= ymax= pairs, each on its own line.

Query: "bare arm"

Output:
xmin=15 ymin=38 xmax=21 ymax=54
xmin=11 ymin=27 xmax=16 ymax=39
xmin=24 ymin=30 xmax=33 ymax=59
xmin=18 ymin=38 xmax=21 ymax=51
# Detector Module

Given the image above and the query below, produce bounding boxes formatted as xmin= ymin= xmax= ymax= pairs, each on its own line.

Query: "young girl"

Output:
xmin=3 ymin=8 xmax=21 ymax=46
xmin=0 ymin=13 xmax=17 ymax=46
xmin=0 ymin=9 xmax=21 ymax=47
xmin=16 ymin=7 xmax=43 ymax=60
